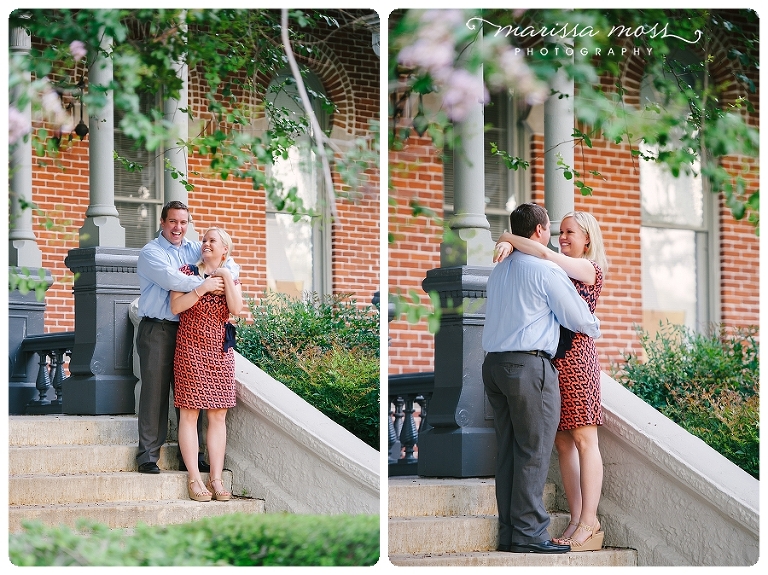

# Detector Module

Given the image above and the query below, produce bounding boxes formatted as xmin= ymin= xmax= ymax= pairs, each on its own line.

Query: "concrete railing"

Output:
xmin=225 ymin=352 xmax=380 ymax=514
xmin=547 ymin=372 xmax=758 ymax=566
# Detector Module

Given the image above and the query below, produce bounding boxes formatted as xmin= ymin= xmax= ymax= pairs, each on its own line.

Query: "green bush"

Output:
xmin=236 ymin=291 xmax=380 ymax=449
xmin=9 ymin=513 xmax=380 ymax=566
xmin=612 ymin=323 xmax=759 ymax=479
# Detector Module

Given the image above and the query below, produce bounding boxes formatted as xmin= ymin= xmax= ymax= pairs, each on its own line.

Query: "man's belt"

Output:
xmin=489 ymin=349 xmax=553 ymax=360
xmin=521 ymin=350 xmax=552 ymax=360
xmin=141 ymin=317 xmax=178 ymax=326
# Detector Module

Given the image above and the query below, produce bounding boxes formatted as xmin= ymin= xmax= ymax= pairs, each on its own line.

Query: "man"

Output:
xmin=135 ymin=200 xmax=237 ymax=474
xmin=482 ymin=203 xmax=601 ymax=554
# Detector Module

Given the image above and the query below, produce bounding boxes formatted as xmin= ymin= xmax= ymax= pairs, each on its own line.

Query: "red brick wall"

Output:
xmin=27 ymin=19 xmax=380 ymax=332
xmin=31 ymin=140 xmax=90 ymax=332
xmin=388 ymin=132 xmax=444 ymax=372
xmin=719 ymin=157 xmax=760 ymax=330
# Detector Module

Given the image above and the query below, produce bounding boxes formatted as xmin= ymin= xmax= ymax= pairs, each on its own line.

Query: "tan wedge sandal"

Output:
xmin=188 ymin=478 xmax=212 ymax=502
xmin=566 ymin=521 xmax=604 ymax=552
xmin=553 ymin=521 xmax=579 ymax=545
xmin=207 ymin=477 xmax=232 ymax=501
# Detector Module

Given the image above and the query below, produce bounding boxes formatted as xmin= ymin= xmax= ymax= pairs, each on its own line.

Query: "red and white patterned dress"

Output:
xmin=173 ymin=264 xmax=238 ymax=410
xmin=552 ymin=260 xmax=603 ymax=431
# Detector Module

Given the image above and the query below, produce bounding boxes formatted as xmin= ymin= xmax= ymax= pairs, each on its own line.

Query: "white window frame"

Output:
xmin=639 ymin=58 xmax=719 ymax=334
xmin=265 ymin=70 xmax=331 ymax=298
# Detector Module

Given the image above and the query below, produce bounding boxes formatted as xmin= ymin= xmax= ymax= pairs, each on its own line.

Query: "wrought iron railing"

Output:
xmin=19 ymin=332 xmax=75 ymax=414
xmin=388 ymin=371 xmax=433 ymax=476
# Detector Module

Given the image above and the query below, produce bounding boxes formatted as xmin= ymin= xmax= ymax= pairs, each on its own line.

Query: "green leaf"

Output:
xmin=412 ymin=113 xmax=429 ymax=137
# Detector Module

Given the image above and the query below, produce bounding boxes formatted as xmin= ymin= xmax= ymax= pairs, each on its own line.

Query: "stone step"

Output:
xmin=389 ymin=548 xmax=638 ymax=567
xmin=388 ymin=476 xmax=555 ymax=517
xmin=9 ymin=470 xmax=236 ymax=505
xmin=389 ymin=515 xmax=498 ymax=555
xmin=9 ymin=415 xmax=266 ymax=534
xmin=8 ymin=443 xmax=181 ymax=475
xmin=387 ymin=476 xmax=638 ymax=566
xmin=389 ymin=513 xmax=572 ymax=555
xmin=9 ymin=415 xmax=140 ymax=446
xmin=9 ymin=497 xmax=266 ymax=533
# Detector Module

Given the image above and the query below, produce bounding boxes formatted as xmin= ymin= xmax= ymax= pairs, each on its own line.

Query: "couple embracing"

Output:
xmin=135 ymin=200 xmax=243 ymax=503
xmin=483 ymin=202 xmax=607 ymax=554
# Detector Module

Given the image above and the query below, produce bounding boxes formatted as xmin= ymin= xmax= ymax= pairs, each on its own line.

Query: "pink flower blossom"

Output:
xmin=487 ymin=46 xmax=548 ymax=105
xmin=8 ymin=106 xmax=31 ymax=145
xmin=441 ymin=68 xmax=489 ymax=122
xmin=398 ymin=39 xmax=454 ymax=78
xmin=40 ymin=84 xmax=74 ymax=133
xmin=397 ymin=9 xmax=545 ymax=122
xmin=69 ymin=40 xmax=87 ymax=62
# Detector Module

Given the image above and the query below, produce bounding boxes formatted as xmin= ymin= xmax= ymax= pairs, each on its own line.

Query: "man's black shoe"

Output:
xmin=501 ymin=540 xmax=570 ymax=554
xmin=138 ymin=462 xmax=161 ymax=474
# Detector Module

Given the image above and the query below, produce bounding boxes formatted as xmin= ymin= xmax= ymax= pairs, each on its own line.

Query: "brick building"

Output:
xmin=388 ymin=10 xmax=759 ymax=376
xmin=14 ymin=10 xmax=381 ymax=335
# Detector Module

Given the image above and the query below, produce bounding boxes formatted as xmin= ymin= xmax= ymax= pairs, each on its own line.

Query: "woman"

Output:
xmin=171 ymin=227 xmax=243 ymax=502
xmin=495 ymin=211 xmax=608 ymax=552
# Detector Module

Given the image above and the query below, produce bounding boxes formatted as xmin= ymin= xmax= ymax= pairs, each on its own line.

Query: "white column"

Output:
xmin=79 ymin=31 xmax=125 ymax=247
xmin=9 ymin=25 xmax=42 ymax=267
xmin=163 ymin=54 xmax=197 ymax=238
xmin=162 ymin=12 xmax=196 ymax=239
xmin=440 ymin=34 xmax=494 ymax=267
xmin=544 ymin=59 xmax=575 ymax=234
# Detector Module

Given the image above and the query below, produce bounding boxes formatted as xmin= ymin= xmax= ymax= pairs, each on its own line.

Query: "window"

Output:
xmin=114 ymin=92 xmax=162 ymax=248
xmin=639 ymin=56 xmax=714 ymax=335
xmin=265 ymin=72 xmax=330 ymax=299
xmin=443 ymin=91 xmax=531 ymax=238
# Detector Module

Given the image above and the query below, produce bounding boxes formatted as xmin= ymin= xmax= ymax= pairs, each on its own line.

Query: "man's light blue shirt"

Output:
xmin=482 ymin=251 xmax=601 ymax=356
xmin=137 ymin=233 xmax=240 ymax=321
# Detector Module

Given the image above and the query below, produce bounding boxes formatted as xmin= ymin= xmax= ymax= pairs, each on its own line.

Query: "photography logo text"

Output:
xmin=467 ymin=17 xmax=703 ymax=58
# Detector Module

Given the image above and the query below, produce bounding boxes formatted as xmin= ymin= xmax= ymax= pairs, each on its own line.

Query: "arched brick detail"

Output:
xmin=618 ymin=27 xmax=754 ymax=112
xmin=251 ymin=38 xmax=359 ymax=141
xmin=297 ymin=41 xmax=358 ymax=139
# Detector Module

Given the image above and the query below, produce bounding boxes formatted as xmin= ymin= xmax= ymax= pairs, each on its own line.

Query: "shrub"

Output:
xmin=612 ymin=322 xmax=759 ymax=479
xmin=9 ymin=513 xmax=380 ymax=566
xmin=236 ymin=291 xmax=380 ymax=449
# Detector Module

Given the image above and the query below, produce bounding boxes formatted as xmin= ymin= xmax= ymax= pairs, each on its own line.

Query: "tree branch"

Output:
xmin=280 ymin=9 xmax=338 ymax=219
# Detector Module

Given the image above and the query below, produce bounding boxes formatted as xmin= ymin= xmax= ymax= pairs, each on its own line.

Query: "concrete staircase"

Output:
xmin=8 ymin=415 xmax=265 ymax=533
xmin=388 ymin=476 xmax=638 ymax=567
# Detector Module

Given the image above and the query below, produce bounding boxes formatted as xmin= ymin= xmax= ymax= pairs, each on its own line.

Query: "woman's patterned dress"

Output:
xmin=173 ymin=264 xmax=238 ymax=410
xmin=552 ymin=261 xmax=603 ymax=430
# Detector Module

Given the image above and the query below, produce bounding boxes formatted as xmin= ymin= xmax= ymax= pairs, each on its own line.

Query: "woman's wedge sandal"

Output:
xmin=566 ymin=521 xmax=604 ymax=552
xmin=207 ymin=477 xmax=232 ymax=501
xmin=188 ymin=478 xmax=212 ymax=502
xmin=553 ymin=521 xmax=579 ymax=545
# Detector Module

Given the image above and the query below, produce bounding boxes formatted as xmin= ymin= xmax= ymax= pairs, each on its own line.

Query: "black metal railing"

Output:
xmin=388 ymin=371 xmax=434 ymax=476
xmin=19 ymin=332 xmax=75 ymax=414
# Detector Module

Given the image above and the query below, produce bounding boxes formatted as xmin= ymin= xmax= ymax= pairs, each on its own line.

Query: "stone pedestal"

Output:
xmin=417 ymin=265 xmax=496 ymax=477
xmin=62 ymin=247 xmax=141 ymax=414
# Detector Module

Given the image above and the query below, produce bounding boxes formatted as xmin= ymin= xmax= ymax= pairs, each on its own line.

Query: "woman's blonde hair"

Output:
xmin=562 ymin=211 xmax=608 ymax=276
xmin=197 ymin=227 xmax=234 ymax=269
